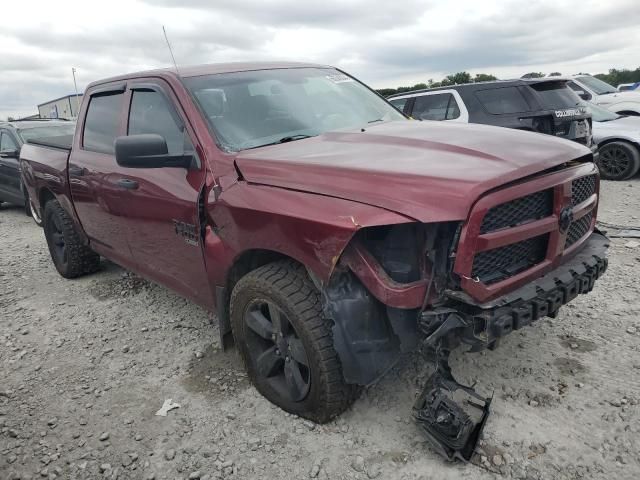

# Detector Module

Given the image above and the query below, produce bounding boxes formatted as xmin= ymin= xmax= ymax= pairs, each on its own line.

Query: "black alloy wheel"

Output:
xmin=597 ymin=141 xmax=640 ymax=180
xmin=244 ymin=299 xmax=311 ymax=402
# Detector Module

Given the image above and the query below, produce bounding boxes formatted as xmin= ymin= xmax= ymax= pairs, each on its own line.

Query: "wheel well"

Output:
xmin=38 ymin=188 xmax=55 ymax=210
xmin=217 ymin=249 xmax=301 ymax=348
xmin=598 ymin=138 xmax=640 ymax=153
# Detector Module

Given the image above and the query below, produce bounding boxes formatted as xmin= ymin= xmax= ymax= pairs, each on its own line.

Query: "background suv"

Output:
xmin=565 ymin=75 xmax=640 ymax=116
xmin=387 ymin=78 xmax=595 ymax=150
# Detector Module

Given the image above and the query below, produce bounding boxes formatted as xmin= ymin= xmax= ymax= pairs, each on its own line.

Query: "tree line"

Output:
xmin=376 ymin=67 xmax=640 ymax=96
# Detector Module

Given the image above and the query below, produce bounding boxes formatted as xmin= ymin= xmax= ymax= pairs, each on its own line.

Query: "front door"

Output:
xmin=68 ymin=85 xmax=133 ymax=266
xmin=116 ymin=80 xmax=212 ymax=307
xmin=0 ymin=130 xmax=23 ymax=204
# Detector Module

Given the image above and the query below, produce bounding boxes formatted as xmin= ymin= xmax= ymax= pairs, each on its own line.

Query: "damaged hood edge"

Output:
xmin=234 ymin=121 xmax=591 ymax=223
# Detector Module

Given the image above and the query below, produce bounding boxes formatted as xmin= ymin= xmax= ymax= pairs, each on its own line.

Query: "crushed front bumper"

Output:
xmin=414 ymin=231 xmax=609 ymax=461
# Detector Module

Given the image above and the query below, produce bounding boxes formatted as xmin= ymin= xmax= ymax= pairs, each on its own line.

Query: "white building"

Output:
xmin=38 ymin=94 xmax=83 ymax=120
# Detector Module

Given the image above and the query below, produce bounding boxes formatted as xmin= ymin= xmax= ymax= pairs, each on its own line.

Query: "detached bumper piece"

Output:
xmin=413 ymin=232 xmax=608 ymax=461
xmin=413 ymin=343 xmax=491 ymax=462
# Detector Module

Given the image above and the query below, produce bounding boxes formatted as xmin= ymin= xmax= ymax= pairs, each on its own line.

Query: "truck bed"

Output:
xmin=26 ymin=134 xmax=74 ymax=151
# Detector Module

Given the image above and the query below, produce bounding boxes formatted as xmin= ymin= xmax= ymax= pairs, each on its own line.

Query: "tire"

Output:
xmin=230 ymin=260 xmax=360 ymax=423
xmin=43 ymin=199 xmax=100 ymax=278
xmin=596 ymin=141 xmax=640 ymax=180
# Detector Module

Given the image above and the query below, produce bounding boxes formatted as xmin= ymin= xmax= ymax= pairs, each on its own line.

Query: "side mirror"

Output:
xmin=574 ymin=90 xmax=592 ymax=101
xmin=0 ymin=149 xmax=19 ymax=159
xmin=114 ymin=134 xmax=193 ymax=169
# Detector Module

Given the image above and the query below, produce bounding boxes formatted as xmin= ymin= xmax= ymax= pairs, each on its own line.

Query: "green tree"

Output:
xmin=521 ymin=72 xmax=545 ymax=79
xmin=473 ymin=73 xmax=497 ymax=83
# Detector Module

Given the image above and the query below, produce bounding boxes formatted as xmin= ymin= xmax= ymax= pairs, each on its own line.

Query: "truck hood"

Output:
xmin=234 ymin=121 xmax=590 ymax=223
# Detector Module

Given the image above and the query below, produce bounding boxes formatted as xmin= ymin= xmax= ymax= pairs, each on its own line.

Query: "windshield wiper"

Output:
xmin=278 ymin=134 xmax=315 ymax=143
xmin=243 ymin=134 xmax=316 ymax=150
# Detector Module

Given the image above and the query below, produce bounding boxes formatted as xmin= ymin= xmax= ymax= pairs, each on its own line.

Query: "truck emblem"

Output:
xmin=559 ymin=206 xmax=574 ymax=233
xmin=172 ymin=220 xmax=199 ymax=246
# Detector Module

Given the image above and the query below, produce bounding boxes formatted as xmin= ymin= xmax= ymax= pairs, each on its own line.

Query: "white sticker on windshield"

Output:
xmin=326 ymin=74 xmax=354 ymax=83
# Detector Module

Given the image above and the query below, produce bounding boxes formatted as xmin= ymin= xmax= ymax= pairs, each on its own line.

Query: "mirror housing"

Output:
xmin=574 ymin=90 xmax=591 ymax=101
xmin=114 ymin=134 xmax=193 ymax=169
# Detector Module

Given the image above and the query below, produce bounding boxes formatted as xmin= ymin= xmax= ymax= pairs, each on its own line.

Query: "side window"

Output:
xmin=475 ymin=87 xmax=531 ymax=114
xmin=83 ymin=92 xmax=124 ymax=154
xmin=567 ymin=81 xmax=592 ymax=100
xmin=412 ymin=94 xmax=452 ymax=121
xmin=128 ymin=90 xmax=190 ymax=155
xmin=389 ymin=98 xmax=408 ymax=113
xmin=0 ymin=131 xmax=18 ymax=152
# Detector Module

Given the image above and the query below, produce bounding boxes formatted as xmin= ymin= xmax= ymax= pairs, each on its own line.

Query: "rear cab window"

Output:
xmin=475 ymin=87 xmax=531 ymax=114
xmin=83 ymin=92 xmax=124 ymax=154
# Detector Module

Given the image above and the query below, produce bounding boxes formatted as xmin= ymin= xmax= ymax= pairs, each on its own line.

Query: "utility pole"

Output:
xmin=72 ymin=68 xmax=81 ymax=118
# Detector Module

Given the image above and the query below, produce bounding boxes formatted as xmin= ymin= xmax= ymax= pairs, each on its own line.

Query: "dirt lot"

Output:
xmin=1 ymin=179 xmax=639 ymax=480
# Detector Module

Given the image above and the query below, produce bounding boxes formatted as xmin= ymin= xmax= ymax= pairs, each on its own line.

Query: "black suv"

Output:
xmin=0 ymin=119 xmax=76 ymax=223
xmin=387 ymin=78 xmax=595 ymax=152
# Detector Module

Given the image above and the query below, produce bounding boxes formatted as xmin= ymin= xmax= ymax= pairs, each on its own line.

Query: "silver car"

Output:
xmin=590 ymin=102 xmax=640 ymax=180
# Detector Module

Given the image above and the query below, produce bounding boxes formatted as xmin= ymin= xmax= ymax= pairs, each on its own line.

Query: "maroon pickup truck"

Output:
xmin=20 ymin=62 xmax=608 ymax=460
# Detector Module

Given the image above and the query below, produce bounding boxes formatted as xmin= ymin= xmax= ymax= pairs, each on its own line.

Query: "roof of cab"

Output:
xmin=87 ymin=61 xmax=331 ymax=89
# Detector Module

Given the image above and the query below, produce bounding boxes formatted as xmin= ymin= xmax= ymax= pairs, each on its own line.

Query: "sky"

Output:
xmin=1 ymin=0 xmax=639 ymax=119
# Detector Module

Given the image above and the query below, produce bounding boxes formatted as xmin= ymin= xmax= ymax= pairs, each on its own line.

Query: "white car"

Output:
xmin=590 ymin=102 xmax=640 ymax=180
xmin=618 ymin=82 xmax=640 ymax=92
xmin=565 ymin=75 xmax=640 ymax=116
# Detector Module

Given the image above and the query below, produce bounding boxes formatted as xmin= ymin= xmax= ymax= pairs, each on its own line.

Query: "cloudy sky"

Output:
xmin=2 ymin=0 xmax=639 ymax=118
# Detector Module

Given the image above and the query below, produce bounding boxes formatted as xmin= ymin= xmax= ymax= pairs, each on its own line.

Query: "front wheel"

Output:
xmin=43 ymin=199 xmax=100 ymax=278
xmin=230 ymin=260 xmax=359 ymax=423
xmin=596 ymin=141 xmax=640 ymax=180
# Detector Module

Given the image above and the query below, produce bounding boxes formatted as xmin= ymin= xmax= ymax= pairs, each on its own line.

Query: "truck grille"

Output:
xmin=565 ymin=212 xmax=593 ymax=248
xmin=455 ymin=169 xmax=599 ymax=299
xmin=472 ymin=234 xmax=549 ymax=284
xmin=571 ymin=175 xmax=596 ymax=206
xmin=480 ymin=189 xmax=553 ymax=234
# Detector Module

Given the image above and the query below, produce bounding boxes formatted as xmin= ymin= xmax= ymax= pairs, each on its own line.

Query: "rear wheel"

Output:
xmin=43 ymin=199 xmax=100 ymax=278
xmin=596 ymin=141 xmax=640 ymax=180
xmin=230 ymin=260 xmax=359 ymax=423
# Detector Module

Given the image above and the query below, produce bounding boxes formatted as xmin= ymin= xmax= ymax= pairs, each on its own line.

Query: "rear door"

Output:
xmin=0 ymin=129 xmax=23 ymax=202
xmin=68 ymin=83 xmax=134 ymax=266
xmin=117 ymin=79 xmax=212 ymax=307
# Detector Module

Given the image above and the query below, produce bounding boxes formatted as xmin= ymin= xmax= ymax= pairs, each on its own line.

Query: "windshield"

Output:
xmin=18 ymin=124 xmax=76 ymax=142
xmin=588 ymin=102 xmax=620 ymax=122
xmin=576 ymin=76 xmax=617 ymax=95
xmin=530 ymin=81 xmax=583 ymax=109
xmin=183 ymin=68 xmax=405 ymax=151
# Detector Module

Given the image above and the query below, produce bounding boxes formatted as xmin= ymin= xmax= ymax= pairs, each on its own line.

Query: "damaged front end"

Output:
xmin=321 ymin=166 xmax=609 ymax=461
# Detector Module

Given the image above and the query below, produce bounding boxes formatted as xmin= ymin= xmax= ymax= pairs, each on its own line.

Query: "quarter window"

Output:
xmin=412 ymin=93 xmax=460 ymax=121
xmin=0 ymin=131 xmax=18 ymax=152
xmin=83 ymin=92 xmax=124 ymax=154
xmin=128 ymin=90 xmax=190 ymax=155
xmin=476 ymin=87 xmax=531 ymax=114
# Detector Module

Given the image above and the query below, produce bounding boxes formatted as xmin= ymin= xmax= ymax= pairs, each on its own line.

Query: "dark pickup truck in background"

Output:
xmin=20 ymin=62 xmax=608 ymax=461
xmin=0 ymin=119 xmax=76 ymax=223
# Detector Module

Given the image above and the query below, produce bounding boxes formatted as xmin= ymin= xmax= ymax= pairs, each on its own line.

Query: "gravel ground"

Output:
xmin=1 ymin=178 xmax=639 ymax=480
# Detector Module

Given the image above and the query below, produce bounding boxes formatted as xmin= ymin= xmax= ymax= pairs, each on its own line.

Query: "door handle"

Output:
xmin=116 ymin=178 xmax=139 ymax=190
